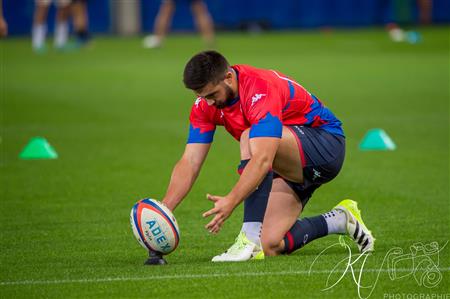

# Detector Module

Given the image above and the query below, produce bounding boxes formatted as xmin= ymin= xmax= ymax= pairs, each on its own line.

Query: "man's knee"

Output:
xmin=261 ymin=233 xmax=283 ymax=256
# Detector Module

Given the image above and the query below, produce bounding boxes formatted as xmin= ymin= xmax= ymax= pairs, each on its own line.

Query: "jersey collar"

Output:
xmin=225 ymin=68 xmax=240 ymax=107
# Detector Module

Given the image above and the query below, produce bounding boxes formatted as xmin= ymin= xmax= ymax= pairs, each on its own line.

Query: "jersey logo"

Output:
xmin=251 ymin=93 xmax=266 ymax=106
xmin=195 ymin=97 xmax=202 ymax=107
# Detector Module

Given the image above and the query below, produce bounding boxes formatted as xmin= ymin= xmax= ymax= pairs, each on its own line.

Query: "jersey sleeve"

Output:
xmin=244 ymin=79 xmax=283 ymax=139
xmin=187 ymin=99 xmax=216 ymax=144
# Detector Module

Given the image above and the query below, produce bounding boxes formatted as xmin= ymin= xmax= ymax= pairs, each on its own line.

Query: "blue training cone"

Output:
xmin=359 ymin=129 xmax=396 ymax=151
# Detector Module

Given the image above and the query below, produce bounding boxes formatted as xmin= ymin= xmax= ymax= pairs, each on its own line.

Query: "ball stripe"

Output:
xmin=133 ymin=202 xmax=156 ymax=251
xmin=132 ymin=203 xmax=145 ymax=246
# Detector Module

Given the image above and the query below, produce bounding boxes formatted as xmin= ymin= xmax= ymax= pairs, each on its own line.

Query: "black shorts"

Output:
xmin=275 ymin=126 xmax=345 ymax=207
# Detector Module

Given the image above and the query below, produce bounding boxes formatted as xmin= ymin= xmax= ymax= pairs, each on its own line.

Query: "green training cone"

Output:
xmin=19 ymin=137 xmax=58 ymax=160
xmin=359 ymin=129 xmax=396 ymax=151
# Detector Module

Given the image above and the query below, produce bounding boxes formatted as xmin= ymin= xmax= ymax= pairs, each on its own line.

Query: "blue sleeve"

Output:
xmin=249 ymin=112 xmax=283 ymax=139
xmin=187 ymin=124 xmax=215 ymax=144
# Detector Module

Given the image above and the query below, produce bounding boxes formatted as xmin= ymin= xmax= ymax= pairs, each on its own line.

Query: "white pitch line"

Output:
xmin=1 ymin=267 xmax=449 ymax=286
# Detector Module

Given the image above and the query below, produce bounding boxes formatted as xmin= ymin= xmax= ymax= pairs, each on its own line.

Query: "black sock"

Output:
xmin=238 ymin=159 xmax=273 ymax=222
xmin=282 ymin=215 xmax=328 ymax=254
xmin=76 ymin=29 xmax=90 ymax=43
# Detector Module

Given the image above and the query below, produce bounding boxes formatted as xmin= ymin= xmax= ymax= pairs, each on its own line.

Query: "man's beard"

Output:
xmin=216 ymin=84 xmax=236 ymax=109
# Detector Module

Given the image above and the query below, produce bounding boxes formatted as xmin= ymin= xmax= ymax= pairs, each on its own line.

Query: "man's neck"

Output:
xmin=230 ymin=67 xmax=239 ymax=98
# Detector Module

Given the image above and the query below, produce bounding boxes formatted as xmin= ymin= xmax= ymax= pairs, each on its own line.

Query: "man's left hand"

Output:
xmin=203 ymin=194 xmax=236 ymax=234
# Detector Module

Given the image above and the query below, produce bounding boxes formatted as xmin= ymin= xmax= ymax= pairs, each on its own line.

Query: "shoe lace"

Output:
xmin=225 ymin=232 xmax=248 ymax=254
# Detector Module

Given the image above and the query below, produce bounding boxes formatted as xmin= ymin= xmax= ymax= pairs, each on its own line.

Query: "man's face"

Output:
xmin=195 ymin=72 xmax=235 ymax=109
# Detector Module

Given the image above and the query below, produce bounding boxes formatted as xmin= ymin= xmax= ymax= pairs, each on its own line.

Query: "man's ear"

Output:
xmin=224 ymin=71 xmax=233 ymax=84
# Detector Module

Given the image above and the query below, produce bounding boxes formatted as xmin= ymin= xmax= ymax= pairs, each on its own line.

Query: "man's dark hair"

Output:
xmin=183 ymin=51 xmax=230 ymax=90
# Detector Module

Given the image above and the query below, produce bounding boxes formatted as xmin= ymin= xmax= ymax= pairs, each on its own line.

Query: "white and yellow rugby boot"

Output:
xmin=334 ymin=199 xmax=375 ymax=253
xmin=212 ymin=231 xmax=264 ymax=262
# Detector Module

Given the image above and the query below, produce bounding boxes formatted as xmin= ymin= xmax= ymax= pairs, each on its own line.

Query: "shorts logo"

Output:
xmin=303 ymin=234 xmax=309 ymax=244
xmin=312 ymin=168 xmax=321 ymax=181
xmin=295 ymin=126 xmax=305 ymax=135
xmin=251 ymin=93 xmax=266 ymax=106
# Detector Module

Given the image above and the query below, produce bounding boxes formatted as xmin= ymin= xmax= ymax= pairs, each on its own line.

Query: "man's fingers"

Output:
xmin=206 ymin=216 xmax=223 ymax=233
xmin=210 ymin=226 xmax=219 ymax=234
xmin=202 ymin=207 xmax=218 ymax=218
xmin=205 ymin=214 xmax=221 ymax=230
xmin=211 ymin=221 xmax=223 ymax=234
xmin=205 ymin=218 xmax=218 ymax=230
xmin=209 ymin=224 xmax=220 ymax=234
xmin=210 ymin=220 xmax=223 ymax=234
xmin=203 ymin=194 xmax=228 ymax=233
xmin=206 ymin=194 xmax=219 ymax=202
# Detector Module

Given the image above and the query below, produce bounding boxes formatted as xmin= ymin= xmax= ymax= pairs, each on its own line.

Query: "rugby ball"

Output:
xmin=130 ymin=198 xmax=180 ymax=254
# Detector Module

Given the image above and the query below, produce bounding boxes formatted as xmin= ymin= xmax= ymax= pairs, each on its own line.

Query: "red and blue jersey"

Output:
xmin=187 ymin=64 xmax=344 ymax=144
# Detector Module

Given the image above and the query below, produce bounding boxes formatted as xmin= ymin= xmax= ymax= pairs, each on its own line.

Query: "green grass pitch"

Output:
xmin=1 ymin=27 xmax=449 ymax=298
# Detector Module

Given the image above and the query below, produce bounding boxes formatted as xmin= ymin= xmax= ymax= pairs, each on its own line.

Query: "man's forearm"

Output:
xmin=227 ymin=155 xmax=272 ymax=206
xmin=162 ymin=158 xmax=200 ymax=211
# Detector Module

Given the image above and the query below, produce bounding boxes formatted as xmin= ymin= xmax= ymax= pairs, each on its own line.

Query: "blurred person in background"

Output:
xmin=417 ymin=0 xmax=432 ymax=24
xmin=381 ymin=0 xmax=432 ymax=42
xmin=0 ymin=0 xmax=7 ymax=37
xmin=32 ymin=0 xmax=72 ymax=52
xmin=71 ymin=0 xmax=91 ymax=47
xmin=143 ymin=0 xmax=215 ymax=49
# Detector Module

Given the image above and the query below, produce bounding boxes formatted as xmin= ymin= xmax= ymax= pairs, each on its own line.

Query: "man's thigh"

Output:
xmin=260 ymin=178 xmax=302 ymax=251
xmin=272 ymin=126 xmax=304 ymax=183
xmin=273 ymin=125 xmax=345 ymax=206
